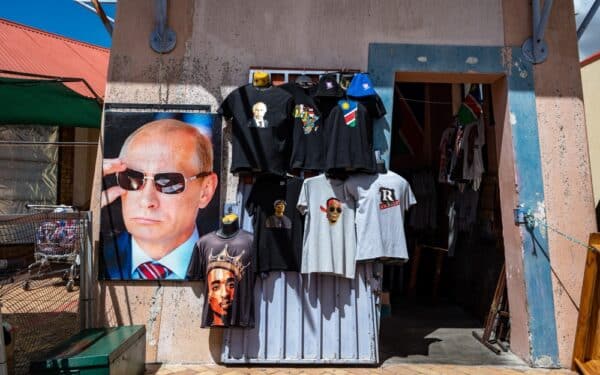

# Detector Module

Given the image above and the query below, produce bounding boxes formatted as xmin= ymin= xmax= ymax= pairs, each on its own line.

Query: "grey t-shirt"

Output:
xmin=297 ymin=174 xmax=357 ymax=279
xmin=345 ymin=171 xmax=416 ymax=261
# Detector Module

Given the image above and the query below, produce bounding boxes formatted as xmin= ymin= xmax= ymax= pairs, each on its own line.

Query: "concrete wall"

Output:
xmin=500 ymin=0 xmax=594 ymax=366
xmin=531 ymin=1 xmax=594 ymax=366
xmin=93 ymin=0 xmax=592 ymax=367
xmin=582 ymin=58 xmax=600 ymax=207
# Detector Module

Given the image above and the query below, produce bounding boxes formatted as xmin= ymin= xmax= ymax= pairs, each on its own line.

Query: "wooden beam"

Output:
xmin=572 ymin=233 xmax=600 ymax=370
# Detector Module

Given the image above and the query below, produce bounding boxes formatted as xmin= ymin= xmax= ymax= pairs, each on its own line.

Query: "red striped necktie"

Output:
xmin=137 ymin=261 xmax=171 ymax=280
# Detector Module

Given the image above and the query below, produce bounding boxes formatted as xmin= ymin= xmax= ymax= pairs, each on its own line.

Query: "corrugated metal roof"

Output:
xmin=0 ymin=18 xmax=109 ymax=99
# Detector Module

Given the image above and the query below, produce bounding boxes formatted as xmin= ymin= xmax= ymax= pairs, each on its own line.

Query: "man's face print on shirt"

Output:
xmin=265 ymin=199 xmax=292 ymax=229
xmin=208 ymin=267 xmax=235 ymax=318
xmin=320 ymin=197 xmax=342 ymax=224
xmin=379 ymin=187 xmax=400 ymax=209
xmin=250 ymin=102 xmax=268 ymax=128
xmin=206 ymin=244 xmax=248 ymax=326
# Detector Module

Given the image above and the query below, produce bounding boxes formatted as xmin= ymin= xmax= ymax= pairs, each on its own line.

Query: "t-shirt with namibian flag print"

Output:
xmin=323 ymin=99 xmax=375 ymax=173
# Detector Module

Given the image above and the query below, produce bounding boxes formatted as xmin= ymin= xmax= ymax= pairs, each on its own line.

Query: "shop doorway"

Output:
xmin=378 ymin=77 xmax=523 ymax=365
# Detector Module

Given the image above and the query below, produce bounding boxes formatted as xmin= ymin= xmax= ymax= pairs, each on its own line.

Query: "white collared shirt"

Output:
xmin=131 ymin=228 xmax=199 ymax=280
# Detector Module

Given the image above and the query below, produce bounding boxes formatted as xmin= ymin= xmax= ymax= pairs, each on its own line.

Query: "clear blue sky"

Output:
xmin=0 ymin=0 xmax=116 ymax=48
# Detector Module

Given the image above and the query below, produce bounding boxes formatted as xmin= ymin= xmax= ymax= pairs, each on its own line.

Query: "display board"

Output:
xmin=99 ymin=107 xmax=221 ymax=281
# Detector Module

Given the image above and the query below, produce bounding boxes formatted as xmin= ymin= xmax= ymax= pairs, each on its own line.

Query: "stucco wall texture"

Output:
xmin=93 ymin=0 xmax=592 ymax=367
xmin=530 ymin=0 xmax=595 ymax=366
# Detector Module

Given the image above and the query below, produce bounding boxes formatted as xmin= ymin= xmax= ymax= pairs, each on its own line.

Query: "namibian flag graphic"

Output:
xmin=339 ymin=100 xmax=358 ymax=128
xmin=457 ymin=94 xmax=482 ymax=125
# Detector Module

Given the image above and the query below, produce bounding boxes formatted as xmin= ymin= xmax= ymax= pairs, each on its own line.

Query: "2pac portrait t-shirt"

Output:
xmin=187 ymin=230 xmax=255 ymax=328
xmin=219 ymin=84 xmax=294 ymax=175
xmin=245 ymin=175 xmax=304 ymax=273
xmin=297 ymin=174 xmax=357 ymax=279
xmin=345 ymin=171 xmax=416 ymax=261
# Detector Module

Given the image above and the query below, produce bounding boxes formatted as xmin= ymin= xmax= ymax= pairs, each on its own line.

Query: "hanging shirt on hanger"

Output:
xmin=219 ymin=84 xmax=294 ymax=176
xmin=345 ymin=171 xmax=416 ymax=262
xmin=460 ymin=118 xmax=486 ymax=185
xmin=323 ymin=99 xmax=376 ymax=174
xmin=438 ymin=126 xmax=456 ymax=184
xmin=297 ymin=174 xmax=357 ymax=279
xmin=245 ymin=174 xmax=305 ymax=273
xmin=187 ymin=230 xmax=255 ymax=328
xmin=280 ymin=82 xmax=325 ymax=171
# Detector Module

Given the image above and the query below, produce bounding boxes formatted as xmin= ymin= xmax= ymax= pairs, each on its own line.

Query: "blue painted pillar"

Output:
xmin=505 ymin=56 xmax=559 ymax=366
xmin=368 ymin=43 xmax=559 ymax=367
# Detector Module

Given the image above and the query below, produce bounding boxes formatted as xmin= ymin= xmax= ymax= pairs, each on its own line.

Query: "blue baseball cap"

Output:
xmin=347 ymin=73 xmax=377 ymax=97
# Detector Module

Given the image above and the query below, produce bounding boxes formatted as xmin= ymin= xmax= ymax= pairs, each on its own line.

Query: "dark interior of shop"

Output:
xmin=378 ymin=81 xmax=518 ymax=365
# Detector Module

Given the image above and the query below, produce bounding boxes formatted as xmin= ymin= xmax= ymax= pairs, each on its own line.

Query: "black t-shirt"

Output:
xmin=219 ymin=84 xmax=294 ymax=176
xmin=280 ymin=82 xmax=325 ymax=171
xmin=245 ymin=175 xmax=304 ymax=273
xmin=323 ymin=99 xmax=376 ymax=173
xmin=187 ymin=230 xmax=255 ymax=328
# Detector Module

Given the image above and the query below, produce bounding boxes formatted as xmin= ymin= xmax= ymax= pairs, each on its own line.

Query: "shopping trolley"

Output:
xmin=23 ymin=206 xmax=81 ymax=292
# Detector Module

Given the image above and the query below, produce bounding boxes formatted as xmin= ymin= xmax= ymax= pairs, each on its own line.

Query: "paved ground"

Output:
xmin=379 ymin=304 xmax=523 ymax=366
xmin=146 ymin=364 xmax=575 ymax=374
xmin=0 ymin=274 xmax=578 ymax=375
xmin=0 ymin=274 xmax=80 ymax=375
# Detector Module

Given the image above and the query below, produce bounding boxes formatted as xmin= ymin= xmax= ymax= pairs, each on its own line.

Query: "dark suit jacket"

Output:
xmin=101 ymin=232 xmax=133 ymax=280
xmin=251 ymin=118 xmax=269 ymax=128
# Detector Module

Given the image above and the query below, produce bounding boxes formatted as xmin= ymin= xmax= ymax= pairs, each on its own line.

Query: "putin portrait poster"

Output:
xmin=100 ymin=107 xmax=221 ymax=281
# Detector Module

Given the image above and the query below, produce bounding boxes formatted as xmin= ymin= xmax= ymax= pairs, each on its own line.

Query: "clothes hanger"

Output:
xmin=295 ymin=68 xmax=314 ymax=88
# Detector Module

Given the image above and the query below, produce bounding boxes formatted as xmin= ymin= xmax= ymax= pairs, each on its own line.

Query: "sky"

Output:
xmin=0 ymin=1 xmax=597 ymax=61
xmin=575 ymin=0 xmax=600 ymax=61
xmin=0 ymin=0 xmax=115 ymax=48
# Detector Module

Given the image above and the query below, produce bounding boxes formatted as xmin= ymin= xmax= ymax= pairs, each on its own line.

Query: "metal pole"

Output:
xmin=0 ymin=304 xmax=8 ymax=375
xmin=532 ymin=0 xmax=540 ymax=62
xmin=79 ymin=212 xmax=95 ymax=329
xmin=536 ymin=0 xmax=554 ymax=43
xmin=577 ymin=0 xmax=600 ymax=40
xmin=150 ymin=0 xmax=176 ymax=53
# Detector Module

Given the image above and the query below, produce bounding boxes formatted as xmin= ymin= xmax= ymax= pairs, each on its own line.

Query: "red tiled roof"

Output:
xmin=0 ymin=18 xmax=109 ymax=99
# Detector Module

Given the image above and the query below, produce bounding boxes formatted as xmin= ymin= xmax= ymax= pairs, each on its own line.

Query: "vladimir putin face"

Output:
xmin=118 ymin=120 xmax=217 ymax=259
xmin=252 ymin=102 xmax=267 ymax=121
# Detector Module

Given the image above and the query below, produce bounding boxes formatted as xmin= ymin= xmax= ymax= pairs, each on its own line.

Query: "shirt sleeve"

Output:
xmin=245 ymin=182 xmax=257 ymax=216
xmin=185 ymin=241 xmax=206 ymax=280
xmin=297 ymin=180 xmax=309 ymax=215
xmin=403 ymin=183 xmax=417 ymax=211
xmin=218 ymin=94 xmax=233 ymax=119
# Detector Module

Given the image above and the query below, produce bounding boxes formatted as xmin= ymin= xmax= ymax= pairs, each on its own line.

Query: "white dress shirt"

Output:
xmin=131 ymin=228 xmax=199 ymax=280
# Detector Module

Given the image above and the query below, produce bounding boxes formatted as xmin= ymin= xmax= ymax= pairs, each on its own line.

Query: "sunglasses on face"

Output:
xmin=116 ymin=168 xmax=211 ymax=194
xmin=328 ymin=206 xmax=342 ymax=213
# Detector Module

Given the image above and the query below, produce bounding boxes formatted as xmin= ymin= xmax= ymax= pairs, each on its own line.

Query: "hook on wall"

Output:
xmin=150 ymin=0 xmax=177 ymax=54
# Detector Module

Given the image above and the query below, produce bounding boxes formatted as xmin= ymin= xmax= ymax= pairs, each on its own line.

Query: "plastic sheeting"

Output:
xmin=0 ymin=125 xmax=58 ymax=214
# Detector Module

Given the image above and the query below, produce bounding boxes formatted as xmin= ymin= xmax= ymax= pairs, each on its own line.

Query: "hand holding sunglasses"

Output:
xmin=101 ymin=158 xmax=127 ymax=208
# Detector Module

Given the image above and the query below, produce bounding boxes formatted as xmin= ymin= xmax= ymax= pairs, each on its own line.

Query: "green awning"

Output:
xmin=0 ymin=77 xmax=101 ymax=128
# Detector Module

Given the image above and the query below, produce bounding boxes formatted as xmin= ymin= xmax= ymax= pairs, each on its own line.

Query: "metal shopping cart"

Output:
xmin=22 ymin=205 xmax=82 ymax=292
